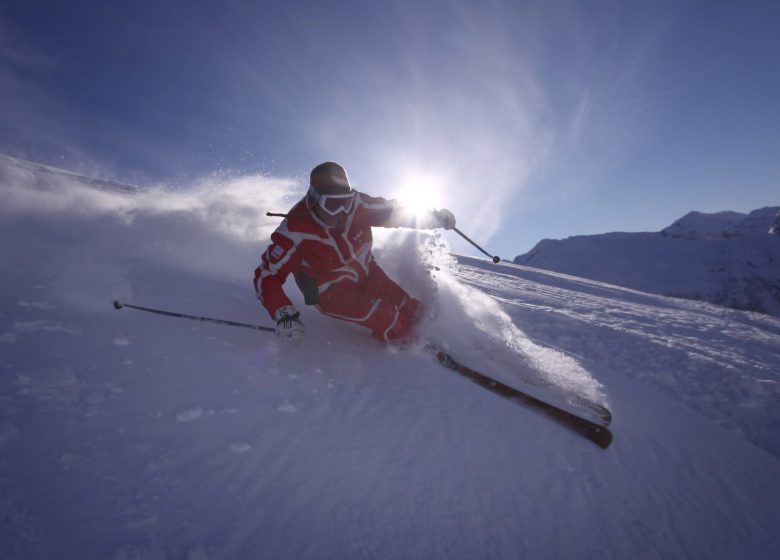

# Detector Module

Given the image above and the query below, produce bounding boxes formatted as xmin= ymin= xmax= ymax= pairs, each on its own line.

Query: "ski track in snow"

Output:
xmin=12 ymin=318 xmax=83 ymax=336
xmin=454 ymin=258 xmax=780 ymax=458
xmin=463 ymin=264 xmax=778 ymax=371
xmin=1 ymin=162 xmax=780 ymax=559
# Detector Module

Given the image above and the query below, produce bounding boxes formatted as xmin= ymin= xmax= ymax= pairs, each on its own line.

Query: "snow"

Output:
xmin=515 ymin=207 xmax=780 ymax=317
xmin=1 ymin=154 xmax=780 ymax=559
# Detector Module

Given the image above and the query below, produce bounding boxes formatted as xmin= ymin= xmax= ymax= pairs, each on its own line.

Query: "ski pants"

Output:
xmin=315 ymin=261 xmax=419 ymax=342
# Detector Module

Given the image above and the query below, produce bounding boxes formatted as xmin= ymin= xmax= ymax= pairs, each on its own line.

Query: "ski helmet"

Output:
xmin=309 ymin=162 xmax=351 ymax=194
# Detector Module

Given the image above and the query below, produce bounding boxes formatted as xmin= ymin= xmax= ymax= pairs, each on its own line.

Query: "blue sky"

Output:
xmin=1 ymin=0 xmax=778 ymax=257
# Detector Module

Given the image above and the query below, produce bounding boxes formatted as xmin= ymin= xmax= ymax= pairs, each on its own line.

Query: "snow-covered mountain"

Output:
xmin=2 ymin=155 xmax=780 ymax=559
xmin=515 ymin=207 xmax=780 ymax=316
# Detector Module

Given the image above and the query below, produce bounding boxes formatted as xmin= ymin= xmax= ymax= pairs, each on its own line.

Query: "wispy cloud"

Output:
xmin=295 ymin=3 xmax=558 ymax=247
xmin=0 ymin=14 xmax=118 ymax=180
xmin=0 ymin=1 xmax=690 ymax=256
xmin=287 ymin=1 xmax=680 ymax=249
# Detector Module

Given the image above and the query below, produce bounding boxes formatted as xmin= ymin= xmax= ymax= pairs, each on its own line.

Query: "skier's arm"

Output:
xmin=253 ymin=232 xmax=300 ymax=318
xmin=359 ymin=193 xmax=455 ymax=230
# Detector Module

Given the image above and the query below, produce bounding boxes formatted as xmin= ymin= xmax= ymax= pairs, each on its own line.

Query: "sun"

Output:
xmin=394 ymin=172 xmax=444 ymax=217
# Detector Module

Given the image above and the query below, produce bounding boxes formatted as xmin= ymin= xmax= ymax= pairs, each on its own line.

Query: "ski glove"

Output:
xmin=433 ymin=208 xmax=456 ymax=230
xmin=274 ymin=305 xmax=305 ymax=344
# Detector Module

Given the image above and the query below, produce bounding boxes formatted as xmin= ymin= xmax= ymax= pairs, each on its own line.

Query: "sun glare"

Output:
xmin=394 ymin=173 xmax=444 ymax=217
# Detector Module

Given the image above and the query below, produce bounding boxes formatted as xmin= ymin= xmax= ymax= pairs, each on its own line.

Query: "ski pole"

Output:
xmin=113 ymin=300 xmax=275 ymax=332
xmin=452 ymin=227 xmax=501 ymax=264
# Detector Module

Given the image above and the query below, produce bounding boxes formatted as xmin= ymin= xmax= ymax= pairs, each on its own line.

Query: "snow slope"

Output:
xmin=514 ymin=207 xmax=780 ymax=317
xmin=2 ymin=155 xmax=780 ymax=559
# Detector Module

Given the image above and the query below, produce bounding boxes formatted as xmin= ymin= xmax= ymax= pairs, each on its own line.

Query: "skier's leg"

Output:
xmin=365 ymin=261 xmax=407 ymax=305
xmin=366 ymin=261 xmax=423 ymax=323
xmin=316 ymin=280 xmax=413 ymax=342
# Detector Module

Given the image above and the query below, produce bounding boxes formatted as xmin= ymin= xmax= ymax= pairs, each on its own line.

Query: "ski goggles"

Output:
xmin=308 ymin=186 xmax=355 ymax=216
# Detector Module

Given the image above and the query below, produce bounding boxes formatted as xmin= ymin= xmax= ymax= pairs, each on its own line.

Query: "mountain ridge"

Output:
xmin=515 ymin=206 xmax=780 ymax=316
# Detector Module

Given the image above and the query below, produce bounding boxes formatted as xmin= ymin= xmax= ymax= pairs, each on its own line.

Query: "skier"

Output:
xmin=254 ymin=161 xmax=456 ymax=344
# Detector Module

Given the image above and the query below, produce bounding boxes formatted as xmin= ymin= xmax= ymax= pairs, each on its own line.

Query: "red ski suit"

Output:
xmin=254 ymin=192 xmax=439 ymax=342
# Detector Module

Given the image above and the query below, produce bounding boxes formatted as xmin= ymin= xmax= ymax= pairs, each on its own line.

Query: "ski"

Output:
xmin=506 ymin=375 xmax=612 ymax=428
xmin=484 ymin=349 xmax=612 ymax=427
xmin=429 ymin=347 xmax=613 ymax=449
xmin=572 ymin=394 xmax=612 ymax=427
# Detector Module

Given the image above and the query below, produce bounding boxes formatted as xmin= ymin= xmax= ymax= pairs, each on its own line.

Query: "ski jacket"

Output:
xmin=254 ymin=192 xmax=439 ymax=318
